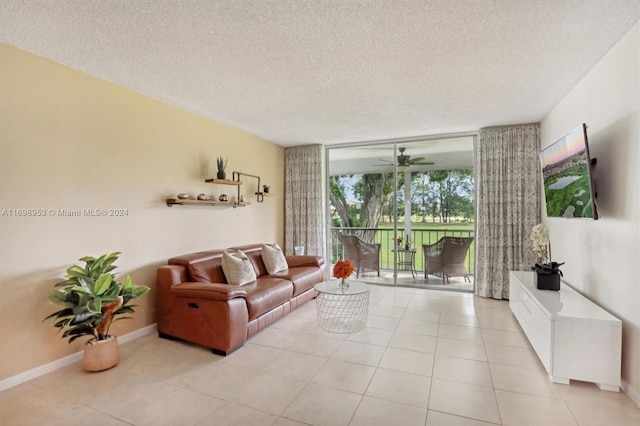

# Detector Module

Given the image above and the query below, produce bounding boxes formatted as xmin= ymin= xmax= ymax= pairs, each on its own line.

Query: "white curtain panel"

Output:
xmin=285 ymin=144 xmax=325 ymax=257
xmin=476 ymin=124 xmax=541 ymax=299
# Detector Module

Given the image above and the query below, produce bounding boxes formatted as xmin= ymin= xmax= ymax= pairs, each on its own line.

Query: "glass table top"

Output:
xmin=314 ymin=280 xmax=369 ymax=295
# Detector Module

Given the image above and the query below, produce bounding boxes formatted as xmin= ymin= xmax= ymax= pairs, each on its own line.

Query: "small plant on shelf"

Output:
xmin=262 ymin=184 xmax=270 ymax=193
xmin=216 ymin=156 xmax=228 ymax=180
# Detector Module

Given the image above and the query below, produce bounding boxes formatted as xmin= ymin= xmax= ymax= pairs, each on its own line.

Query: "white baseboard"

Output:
xmin=621 ymin=379 xmax=640 ymax=409
xmin=0 ymin=324 xmax=156 ymax=392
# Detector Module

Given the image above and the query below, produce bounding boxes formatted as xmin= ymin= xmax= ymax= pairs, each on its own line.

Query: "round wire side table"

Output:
xmin=314 ymin=280 xmax=369 ymax=333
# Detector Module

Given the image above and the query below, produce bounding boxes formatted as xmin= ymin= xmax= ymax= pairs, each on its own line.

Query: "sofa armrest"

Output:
xmin=172 ymin=282 xmax=248 ymax=301
xmin=157 ymin=264 xmax=187 ymax=287
xmin=286 ymin=255 xmax=326 ymax=268
xmin=157 ymin=265 xmax=249 ymax=354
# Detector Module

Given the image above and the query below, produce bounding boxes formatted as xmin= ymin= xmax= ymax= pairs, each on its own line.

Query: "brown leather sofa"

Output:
xmin=156 ymin=244 xmax=328 ymax=355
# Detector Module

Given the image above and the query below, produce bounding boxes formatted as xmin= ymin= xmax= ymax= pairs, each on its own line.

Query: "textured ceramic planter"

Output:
xmin=82 ymin=336 xmax=119 ymax=372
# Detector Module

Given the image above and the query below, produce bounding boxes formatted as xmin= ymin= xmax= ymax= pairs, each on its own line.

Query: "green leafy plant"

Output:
xmin=263 ymin=184 xmax=270 ymax=193
xmin=44 ymin=252 xmax=150 ymax=344
xmin=532 ymin=261 xmax=564 ymax=275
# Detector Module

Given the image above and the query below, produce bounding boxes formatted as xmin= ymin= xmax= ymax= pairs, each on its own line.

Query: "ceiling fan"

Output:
xmin=377 ymin=147 xmax=434 ymax=171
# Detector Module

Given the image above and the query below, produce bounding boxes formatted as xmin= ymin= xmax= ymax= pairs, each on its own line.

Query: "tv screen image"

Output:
xmin=540 ymin=124 xmax=599 ymax=219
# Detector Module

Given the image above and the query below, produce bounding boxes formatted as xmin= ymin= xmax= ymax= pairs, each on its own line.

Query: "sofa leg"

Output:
xmin=160 ymin=333 xmax=244 ymax=356
xmin=211 ymin=343 xmax=244 ymax=356
xmin=158 ymin=332 xmax=179 ymax=341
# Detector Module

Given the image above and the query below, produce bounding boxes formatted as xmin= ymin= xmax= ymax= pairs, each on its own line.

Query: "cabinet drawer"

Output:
xmin=516 ymin=288 xmax=552 ymax=371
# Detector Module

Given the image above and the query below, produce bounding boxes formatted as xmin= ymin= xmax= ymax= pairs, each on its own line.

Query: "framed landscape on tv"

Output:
xmin=539 ymin=124 xmax=599 ymax=219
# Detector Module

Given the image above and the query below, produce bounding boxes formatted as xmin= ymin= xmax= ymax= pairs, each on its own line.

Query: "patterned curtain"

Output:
xmin=476 ymin=124 xmax=540 ymax=299
xmin=285 ymin=145 xmax=325 ymax=257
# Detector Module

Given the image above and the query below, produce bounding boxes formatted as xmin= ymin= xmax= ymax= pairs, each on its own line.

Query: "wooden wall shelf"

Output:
xmin=166 ymin=198 xmax=249 ymax=208
xmin=167 ymin=174 xmax=271 ymax=208
xmin=204 ymin=178 xmax=242 ymax=186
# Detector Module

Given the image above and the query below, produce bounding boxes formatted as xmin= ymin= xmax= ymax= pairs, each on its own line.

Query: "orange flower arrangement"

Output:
xmin=333 ymin=259 xmax=355 ymax=280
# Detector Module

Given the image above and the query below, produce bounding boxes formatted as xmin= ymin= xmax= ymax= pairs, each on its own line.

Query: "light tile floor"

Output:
xmin=361 ymin=271 xmax=474 ymax=292
xmin=2 ymin=285 xmax=639 ymax=425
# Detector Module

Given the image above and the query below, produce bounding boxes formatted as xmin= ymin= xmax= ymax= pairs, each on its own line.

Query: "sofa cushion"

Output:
xmin=221 ymin=250 xmax=257 ymax=286
xmin=230 ymin=245 xmax=269 ymax=277
xmin=244 ymin=277 xmax=294 ymax=320
xmin=187 ymin=258 xmax=227 ymax=284
xmin=261 ymin=243 xmax=289 ymax=274
xmin=272 ymin=265 xmax=325 ymax=297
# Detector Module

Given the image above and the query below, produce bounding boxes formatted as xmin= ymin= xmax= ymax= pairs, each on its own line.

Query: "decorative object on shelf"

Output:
xmin=216 ymin=156 xmax=228 ymax=180
xmin=167 ymin=178 xmax=248 ymax=208
xmin=197 ymin=193 xmax=208 ymax=200
xmin=404 ymin=234 xmax=411 ymax=250
xmin=333 ymin=259 xmax=355 ymax=289
xmin=240 ymin=194 xmax=246 ymax=203
xmin=232 ymin=171 xmax=269 ymax=203
xmin=530 ymin=223 xmax=564 ymax=291
xmin=43 ymin=252 xmax=150 ymax=371
xmin=263 ymin=184 xmax=270 ymax=193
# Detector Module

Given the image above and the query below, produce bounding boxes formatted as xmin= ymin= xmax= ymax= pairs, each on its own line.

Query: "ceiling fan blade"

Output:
xmin=412 ymin=161 xmax=435 ymax=165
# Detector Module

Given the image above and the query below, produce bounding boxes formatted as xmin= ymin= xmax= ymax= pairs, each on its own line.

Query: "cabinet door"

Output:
xmin=553 ymin=321 xmax=621 ymax=387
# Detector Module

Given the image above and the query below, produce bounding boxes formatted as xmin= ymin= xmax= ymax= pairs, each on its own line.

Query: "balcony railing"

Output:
xmin=330 ymin=226 xmax=475 ymax=276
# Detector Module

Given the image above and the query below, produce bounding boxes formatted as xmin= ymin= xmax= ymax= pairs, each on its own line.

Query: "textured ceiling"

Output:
xmin=0 ymin=1 xmax=638 ymax=147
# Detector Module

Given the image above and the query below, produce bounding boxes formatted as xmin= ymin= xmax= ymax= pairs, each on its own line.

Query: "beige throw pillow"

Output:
xmin=261 ymin=243 xmax=289 ymax=274
xmin=221 ymin=250 xmax=257 ymax=286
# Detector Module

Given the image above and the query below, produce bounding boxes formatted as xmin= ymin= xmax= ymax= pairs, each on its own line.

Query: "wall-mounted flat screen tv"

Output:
xmin=540 ymin=124 xmax=599 ymax=219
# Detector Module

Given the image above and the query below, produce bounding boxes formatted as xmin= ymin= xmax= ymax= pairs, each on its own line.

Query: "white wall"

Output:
xmin=541 ymin=22 xmax=640 ymax=405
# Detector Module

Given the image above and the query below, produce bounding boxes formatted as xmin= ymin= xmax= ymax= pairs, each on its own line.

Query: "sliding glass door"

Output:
xmin=327 ymin=134 xmax=476 ymax=291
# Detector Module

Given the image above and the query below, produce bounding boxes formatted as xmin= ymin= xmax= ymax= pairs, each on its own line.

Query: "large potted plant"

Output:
xmin=44 ymin=252 xmax=150 ymax=371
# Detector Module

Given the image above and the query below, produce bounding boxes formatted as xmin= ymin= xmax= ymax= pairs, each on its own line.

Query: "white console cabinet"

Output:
xmin=509 ymin=271 xmax=621 ymax=391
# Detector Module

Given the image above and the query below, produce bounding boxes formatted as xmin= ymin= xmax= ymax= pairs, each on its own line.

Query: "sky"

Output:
xmin=540 ymin=124 xmax=588 ymax=168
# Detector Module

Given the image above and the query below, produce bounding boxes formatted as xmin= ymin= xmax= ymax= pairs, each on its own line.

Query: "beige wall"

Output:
xmin=0 ymin=42 xmax=285 ymax=380
xmin=541 ymin=23 xmax=639 ymax=405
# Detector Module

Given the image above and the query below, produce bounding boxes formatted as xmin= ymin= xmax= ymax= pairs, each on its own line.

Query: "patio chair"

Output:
xmin=422 ymin=237 xmax=473 ymax=284
xmin=338 ymin=235 xmax=381 ymax=278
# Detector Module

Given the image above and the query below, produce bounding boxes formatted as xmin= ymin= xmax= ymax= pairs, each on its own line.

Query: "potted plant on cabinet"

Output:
xmin=43 ymin=252 xmax=150 ymax=371
xmin=262 ymin=184 xmax=270 ymax=193
xmin=530 ymin=224 xmax=564 ymax=291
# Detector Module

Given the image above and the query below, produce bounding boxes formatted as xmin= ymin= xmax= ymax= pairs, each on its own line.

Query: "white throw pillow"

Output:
xmin=221 ymin=250 xmax=257 ymax=286
xmin=261 ymin=243 xmax=289 ymax=274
